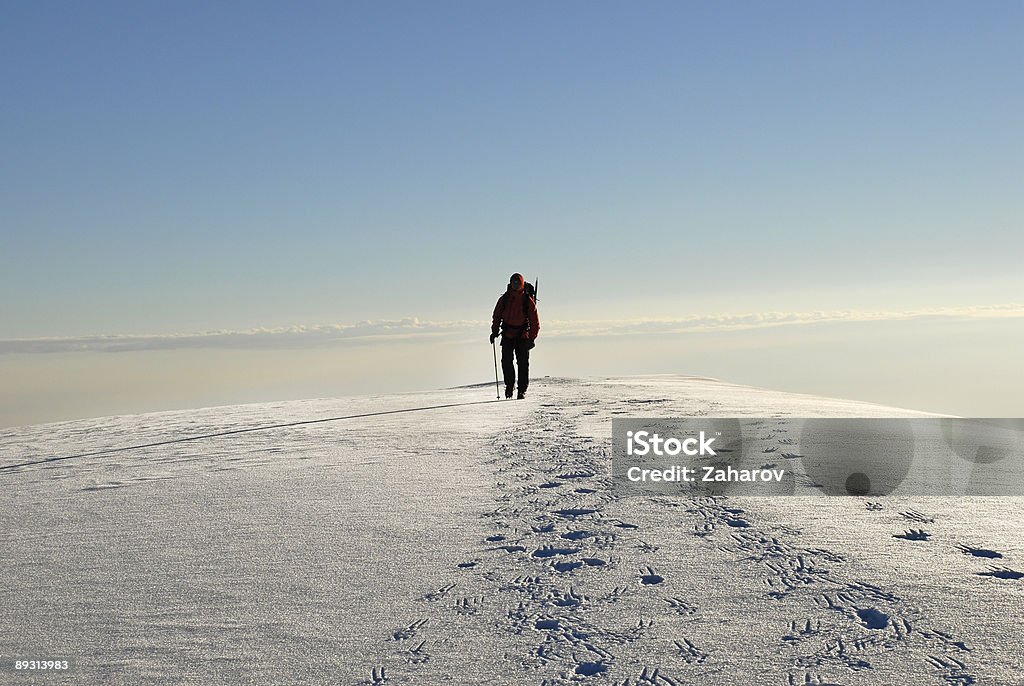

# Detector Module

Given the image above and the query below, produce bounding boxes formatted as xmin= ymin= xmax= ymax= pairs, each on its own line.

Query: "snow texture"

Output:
xmin=1 ymin=375 xmax=1021 ymax=685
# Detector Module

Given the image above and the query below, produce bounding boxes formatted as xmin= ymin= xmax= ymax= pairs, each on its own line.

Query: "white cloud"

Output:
xmin=2 ymin=304 xmax=1022 ymax=354
xmin=547 ymin=303 xmax=1024 ymax=337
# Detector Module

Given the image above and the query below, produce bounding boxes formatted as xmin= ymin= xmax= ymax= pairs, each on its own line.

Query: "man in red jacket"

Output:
xmin=490 ymin=273 xmax=540 ymax=399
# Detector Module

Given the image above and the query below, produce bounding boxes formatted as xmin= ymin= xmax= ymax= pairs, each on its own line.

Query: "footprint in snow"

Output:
xmin=977 ymin=567 xmax=1023 ymax=580
xmin=554 ymin=508 xmax=598 ymax=518
xmin=640 ymin=566 xmax=665 ymax=585
xmin=574 ymin=662 xmax=608 ymax=676
xmin=532 ymin=546 xmax=579 ymax=558
xmin=894 ymin=529 xmax=931 ymax=541
xmin=558 ymin=471 xmax=595 ymax=480
xmin=956 ymin=544 xmax=1003 ymax=559
xmin=855 ymin=607 xmax=890 ymax=630
xmin=561 ymin=530 xmax=593 ymax=541
xmin=899 ymin=509 xmax=935 ymax=524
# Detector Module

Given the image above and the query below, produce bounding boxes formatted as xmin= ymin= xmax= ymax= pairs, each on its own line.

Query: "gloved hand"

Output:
xmin=526 ymin=338 xmax=536 ymax=350
xmin=490 ymin=332 xmax=498 ymax=344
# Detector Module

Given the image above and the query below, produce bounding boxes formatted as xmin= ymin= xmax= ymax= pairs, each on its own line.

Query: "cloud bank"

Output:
xmin=3 ymin=304 xmax=1022 ymax=354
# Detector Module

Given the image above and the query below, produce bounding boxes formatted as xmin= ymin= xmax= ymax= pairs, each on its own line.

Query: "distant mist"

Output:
xmin=2 ymin=304 xmax=1021 ymax=354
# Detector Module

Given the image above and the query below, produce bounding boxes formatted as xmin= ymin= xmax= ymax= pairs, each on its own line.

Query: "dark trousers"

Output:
xmin=501 ymin=338 xmax=531 ymax=392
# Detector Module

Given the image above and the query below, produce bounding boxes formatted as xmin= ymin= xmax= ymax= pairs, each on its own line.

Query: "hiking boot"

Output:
xmin=505 ymin=386 xmax=514 ymax=399
xmin=516 ymin=390 xmax=527 ymax=400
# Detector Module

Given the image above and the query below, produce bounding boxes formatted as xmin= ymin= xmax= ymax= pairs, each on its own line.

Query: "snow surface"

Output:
xmin=1 ymin=375 xmax=1021 ymax=685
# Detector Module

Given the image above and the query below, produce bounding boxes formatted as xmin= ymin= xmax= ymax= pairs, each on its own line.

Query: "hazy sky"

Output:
xmin=1 ymin=2 xmax=1021 ymax=427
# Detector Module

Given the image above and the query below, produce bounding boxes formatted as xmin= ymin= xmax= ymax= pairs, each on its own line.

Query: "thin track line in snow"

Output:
xmin=0 ymin=399 xmax=505 ymax=472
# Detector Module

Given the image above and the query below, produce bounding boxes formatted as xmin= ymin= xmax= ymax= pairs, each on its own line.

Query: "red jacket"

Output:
xmin=492 ymin=287 xmax=540 ymax=341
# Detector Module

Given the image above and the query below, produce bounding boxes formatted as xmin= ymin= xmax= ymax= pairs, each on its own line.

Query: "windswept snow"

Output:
xmin=1 ymin=376 xmax=1021 ymax=685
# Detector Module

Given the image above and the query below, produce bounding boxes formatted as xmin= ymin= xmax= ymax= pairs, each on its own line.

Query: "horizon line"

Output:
xmin=2 ymin=303 xmax=1022 ymax=355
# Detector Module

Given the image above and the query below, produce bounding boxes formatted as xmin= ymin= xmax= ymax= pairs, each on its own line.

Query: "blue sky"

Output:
xmin=1 ymin=1 xmax=1021 ymax=425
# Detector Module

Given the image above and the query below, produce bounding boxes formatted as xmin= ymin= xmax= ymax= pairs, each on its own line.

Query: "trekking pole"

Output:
xmin=492 ymin=338 xmax=501 ymax=399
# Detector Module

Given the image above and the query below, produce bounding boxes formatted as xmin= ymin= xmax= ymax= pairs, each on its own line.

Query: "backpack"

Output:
xmin=524 ymin=280 xmax=537 ymax=301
